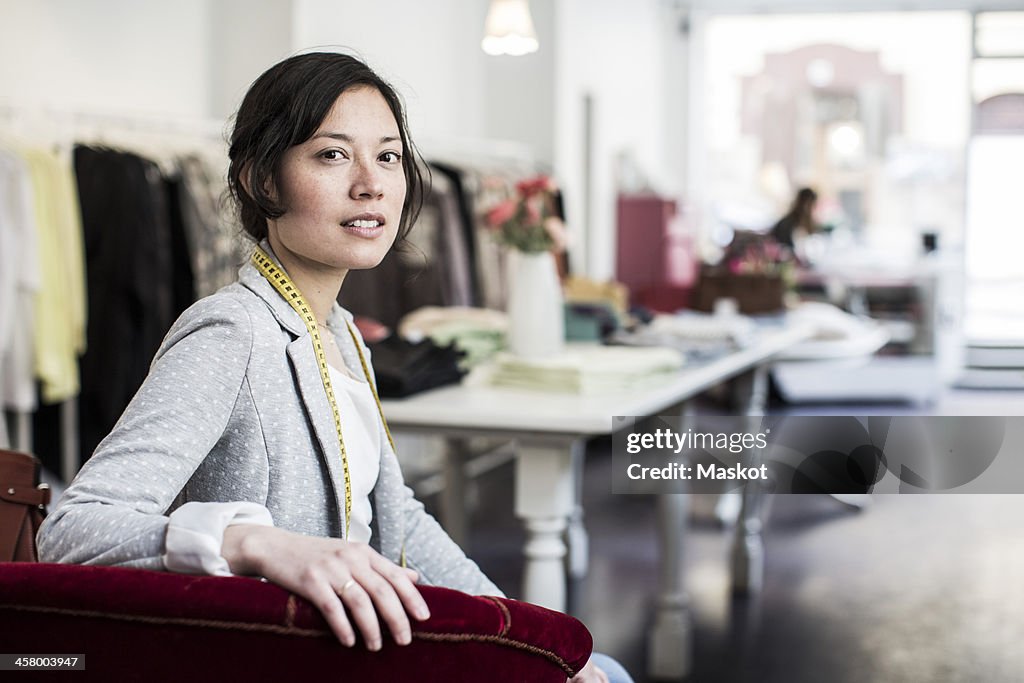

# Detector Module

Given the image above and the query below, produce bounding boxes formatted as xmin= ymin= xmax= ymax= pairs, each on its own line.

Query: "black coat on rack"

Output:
xmin=72 ymin=146 xmax=188 ymax=464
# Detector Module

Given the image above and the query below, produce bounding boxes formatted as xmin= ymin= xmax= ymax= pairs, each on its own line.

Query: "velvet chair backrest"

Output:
xmin=0 ymin=563 xmax=592 ymax=681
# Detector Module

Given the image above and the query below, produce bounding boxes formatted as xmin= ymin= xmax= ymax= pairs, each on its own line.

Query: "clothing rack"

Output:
xmin=0 ymin=103 xmax=227 ymax=142
xmin=0 ymin=106 xmax=230 ymax=482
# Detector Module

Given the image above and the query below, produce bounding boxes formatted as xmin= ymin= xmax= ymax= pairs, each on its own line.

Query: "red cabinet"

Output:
xmin=615 ymin=194 xmax=695 ymax=311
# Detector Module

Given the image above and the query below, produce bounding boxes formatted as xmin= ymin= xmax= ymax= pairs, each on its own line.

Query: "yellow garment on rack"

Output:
xmin=23 ymin=147 xmax=88 ymax=403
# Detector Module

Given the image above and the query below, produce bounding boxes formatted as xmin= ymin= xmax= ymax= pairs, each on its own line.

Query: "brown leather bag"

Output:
xmin=0 ymin=449 xmax=50 ymax=562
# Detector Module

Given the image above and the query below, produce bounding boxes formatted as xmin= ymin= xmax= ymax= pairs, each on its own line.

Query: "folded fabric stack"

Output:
xmin=399 ymin=306 xmax=508 ymax=368
xmin=368 ymin=336 xmax=466 ymax=398
xmin=487 ymin=345 xmax=684 ymax=394
xmin=608 ymin=312 xmax=756 ymax=361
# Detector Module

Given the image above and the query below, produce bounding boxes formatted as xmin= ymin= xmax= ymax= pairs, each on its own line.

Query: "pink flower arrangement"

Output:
xmin=725 ymin=237 xmax=794 ymax=277
xmin=484 ymin=175 xmax=566 ymax=253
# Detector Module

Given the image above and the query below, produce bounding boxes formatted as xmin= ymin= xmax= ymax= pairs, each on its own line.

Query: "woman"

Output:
xmin=770 ymin=186 xmax=819 ymax=251
xmin=37 ymin=52 xmax=626 ymax=683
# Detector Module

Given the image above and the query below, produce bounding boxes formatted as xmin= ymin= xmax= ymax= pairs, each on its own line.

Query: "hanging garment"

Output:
xmin=432 ymin=162 xmax=518 ymax=311
xmin=175 ymin=154 xmax=246 ymax=298
xmin=428 ymin=162 xmax=482 ymax=304
xmin=73 ymin=145 xmax=178 ymax=463
xmin=0 ymin=148 xmax=40 ymax=416
xmin=164 ymin=173 xmax=196 ymax=318
xmin=21 ymin=148 xmax=87 ymax=404
xmin=425 ymin=171 xmax=474 ymax=307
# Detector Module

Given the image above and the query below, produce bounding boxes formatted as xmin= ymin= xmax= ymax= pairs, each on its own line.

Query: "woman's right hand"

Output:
xmin=221 ymin=524 xmax=430 ymax=651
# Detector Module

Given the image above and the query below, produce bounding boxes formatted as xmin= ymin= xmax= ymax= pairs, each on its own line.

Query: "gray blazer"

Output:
xmin=37 ymin=247 xmax=500 ymax=596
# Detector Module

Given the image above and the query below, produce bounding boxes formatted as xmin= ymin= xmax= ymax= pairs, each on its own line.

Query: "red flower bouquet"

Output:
xmin=484 ymin=175 xmax=566 ymax=253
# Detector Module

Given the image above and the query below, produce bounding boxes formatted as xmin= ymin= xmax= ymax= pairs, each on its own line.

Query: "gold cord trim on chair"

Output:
xmin=0 ymin=602 xmax=583 ymax=676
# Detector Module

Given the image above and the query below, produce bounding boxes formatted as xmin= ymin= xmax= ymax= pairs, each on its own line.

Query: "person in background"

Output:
xmin=770 ymin=186 xmax=820 ymax=251
xmin=36 ymin=52 xmax=628 ymax=683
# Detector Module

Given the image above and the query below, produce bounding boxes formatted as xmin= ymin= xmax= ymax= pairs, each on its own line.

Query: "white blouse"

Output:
xmin=327 ymin=363 xmax=382 ymax=545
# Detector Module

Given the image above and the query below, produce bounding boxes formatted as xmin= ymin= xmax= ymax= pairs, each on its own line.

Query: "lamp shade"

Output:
xmin=482 ymin=0 xmax=539 ymax=56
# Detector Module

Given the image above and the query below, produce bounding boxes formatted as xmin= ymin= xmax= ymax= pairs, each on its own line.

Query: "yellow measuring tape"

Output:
xmin=251 ymin=246 xmax=397 ymax=541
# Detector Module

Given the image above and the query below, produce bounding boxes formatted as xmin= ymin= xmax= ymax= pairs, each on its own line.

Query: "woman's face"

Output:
xmin=267 ymin=86 xmax=407 ymax=279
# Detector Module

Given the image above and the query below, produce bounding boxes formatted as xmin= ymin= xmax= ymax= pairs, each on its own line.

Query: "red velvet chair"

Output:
xmin=0 ymin=563 xmax=591 ymax=681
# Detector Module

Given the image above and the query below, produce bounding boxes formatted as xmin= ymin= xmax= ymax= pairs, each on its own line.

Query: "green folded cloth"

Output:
xmin=426 ymin=321 xmax=505 ymax=368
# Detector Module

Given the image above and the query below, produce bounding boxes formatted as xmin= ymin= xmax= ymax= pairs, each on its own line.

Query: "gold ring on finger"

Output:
xmin=340 ymin=579 xmax=357 ymax=597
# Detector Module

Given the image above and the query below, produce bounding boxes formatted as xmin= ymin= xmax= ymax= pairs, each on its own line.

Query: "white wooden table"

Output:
xmin=380 ymin=324 xmax=812 ymax=679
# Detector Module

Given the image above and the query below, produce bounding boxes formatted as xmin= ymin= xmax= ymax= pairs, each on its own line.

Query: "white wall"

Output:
xmin=660 ymin=4 xmax=693 ymax=197
xmin=0 ymin=0 xmax=558 ymax=157
xmin=291 ymin=0 xmax=557 ymax=164
xmin=292 ymin=0 xmax=490 ymax=143
xmin=208 ymin=0 xmax=295 ymax=120
xmin=554 ymin=0 xmax=667 ymax=280
xmin=478 ymin=0 xmax=557 ymax=165
xmin=0 ymin=0 xmax=212 ymax=118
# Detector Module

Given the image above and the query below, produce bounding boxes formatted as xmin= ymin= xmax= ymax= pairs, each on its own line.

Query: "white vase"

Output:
xmin=506 ymin=250 xmax=565 ymax=358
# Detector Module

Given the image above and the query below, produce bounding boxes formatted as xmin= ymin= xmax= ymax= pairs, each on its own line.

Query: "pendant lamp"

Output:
xmin=481 ymin=0 xmax=539 ymax=56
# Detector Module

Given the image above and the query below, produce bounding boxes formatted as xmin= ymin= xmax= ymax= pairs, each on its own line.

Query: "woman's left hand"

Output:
xmin=568 ymin=658 xmax=609 ymax=683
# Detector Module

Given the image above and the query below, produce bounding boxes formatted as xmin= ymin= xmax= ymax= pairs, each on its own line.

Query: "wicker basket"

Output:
xmin=692 ymin=269 xmax=786 ymax=314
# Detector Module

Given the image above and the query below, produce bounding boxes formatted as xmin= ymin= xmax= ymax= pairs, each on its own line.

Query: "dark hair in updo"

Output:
xmin=227 ymin=52 xmax=423 ymax=244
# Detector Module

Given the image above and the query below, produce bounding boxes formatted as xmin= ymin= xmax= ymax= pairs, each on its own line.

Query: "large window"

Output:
xmin=692 ymin=12 xmax=970 ymax=261
xmin=964 ymin=12 xmax=1024 ymax=342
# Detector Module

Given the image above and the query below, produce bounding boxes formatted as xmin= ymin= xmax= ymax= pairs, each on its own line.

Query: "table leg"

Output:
xmin=567 ymin=440 xmax=589 ymax=581
xmin=730 ymin=486 xmax=765 ymax=595
xmin=648 ymin=492 xmax=693 ymax=680
xmin=514 ymin=438 xmax=577 ymax=612
xmin=441 ymin=438 xmax=470 ymax=547
xmin=730 ymin=365 xmax=769 ymax=595
xmin=647 ymin=406 xmax=694 ymax=680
